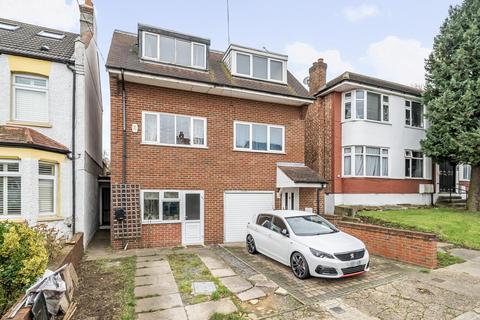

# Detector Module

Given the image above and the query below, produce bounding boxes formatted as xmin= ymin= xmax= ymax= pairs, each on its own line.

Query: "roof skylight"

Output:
xmin=37 ymin=30 xmax=65 ymax=40
xmin=0 ymin=22 xmax=20 ymax=31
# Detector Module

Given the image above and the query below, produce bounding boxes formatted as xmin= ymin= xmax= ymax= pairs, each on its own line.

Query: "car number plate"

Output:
xmin=347 ymin=260 xmax=362 ymax=267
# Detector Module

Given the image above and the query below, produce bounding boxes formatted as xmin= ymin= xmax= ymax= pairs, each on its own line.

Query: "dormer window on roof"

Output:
xmin=223 ymin=44 xmax=287 ymax=84
xmin=139 ymin=24 xmax=210 ymax=70
xmin=0 ymin=22 xmax=20 ymax=31
xmin=37 ymin=30 xmax=65 ymax=40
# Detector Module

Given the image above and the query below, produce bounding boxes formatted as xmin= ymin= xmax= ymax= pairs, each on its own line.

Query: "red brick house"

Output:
xmin=106 ymin=24 xmax=326 ymax=248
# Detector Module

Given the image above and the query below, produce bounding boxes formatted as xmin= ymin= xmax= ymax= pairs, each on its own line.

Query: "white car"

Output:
xmin=246 ymin=210 xmax=370 ymax=279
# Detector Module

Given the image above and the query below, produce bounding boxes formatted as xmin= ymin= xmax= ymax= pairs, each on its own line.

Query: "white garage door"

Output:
xmin=224 ymin=191 xmax=275 ymax=243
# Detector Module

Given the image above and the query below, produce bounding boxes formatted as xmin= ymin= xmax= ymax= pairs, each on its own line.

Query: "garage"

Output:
xmin=224 ymin=191 xmax=275 ymax=243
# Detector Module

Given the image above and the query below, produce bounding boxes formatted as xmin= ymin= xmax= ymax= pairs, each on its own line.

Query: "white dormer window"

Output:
xmin=37 ymin=30 xmax=65 ymax=40
xmin=141 ymin=31 xmax=206 ymax=69
xmin=234 ymin=51 xmax=285 ymax=83
xmin=0 ymin=22 xmax=20 ymax=31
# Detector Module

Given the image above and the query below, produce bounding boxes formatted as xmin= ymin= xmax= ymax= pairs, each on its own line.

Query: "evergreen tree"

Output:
xmin=422 ymin=0 xmax=480 ymax=211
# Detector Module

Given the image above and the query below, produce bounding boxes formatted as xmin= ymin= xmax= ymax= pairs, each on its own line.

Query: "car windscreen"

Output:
xmin=286 ymin=215 xmax=338 ymax=236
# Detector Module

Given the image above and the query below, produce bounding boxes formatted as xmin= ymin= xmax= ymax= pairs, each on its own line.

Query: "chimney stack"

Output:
xmin=79 ymin=0 xmax=95 ymax=39
xmin=308 ymin=58 xmax=327 ymax=95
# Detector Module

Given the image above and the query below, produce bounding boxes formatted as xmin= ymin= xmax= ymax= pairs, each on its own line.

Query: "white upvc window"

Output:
xmin=141 ymin=190 xmax=181 ymax=223
xmin=0 ymin=161 xmax=21 ymax=216
xmin=234 ymin=121 xmax=285 ymax=153
xmin=405 ymin=100 xmax=424 ymax=128
xmin=141 ymin=31 xmax=207 ymax=69
xmin=461 ymin=164 xmax=471 ymax=181
xmin=38 ymin=162 xmax=57 ymax=215
xmin=142 ymin=111 xmax=207 ymax=148
xmin=343 ymin=146 xmax=389 ymax=177
xmin=12 ymin=74 xmax=49 ymax=123
xmin=234 ymin=51 xmax=286 ymax=83
xmin=405 ymin=150 xmax=424 ymax=178
xmin=343 ymin=90 xmax=389 ymax=123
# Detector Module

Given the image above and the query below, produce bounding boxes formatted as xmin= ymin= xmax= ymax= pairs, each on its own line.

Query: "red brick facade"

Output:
xmin=110 ymin=77 xmax=321 ymax=247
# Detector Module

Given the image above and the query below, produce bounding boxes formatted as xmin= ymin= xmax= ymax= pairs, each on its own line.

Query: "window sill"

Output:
xmin=342 ymin=175 xmax=390 ymax=179
xmin=140 ymin=58 xmax=208 ymax=72
xmin=404 ymin=177 xmax=428 ymax=180
xmin=342 ymin=119 xmax=392 ymax=126
xmin=37 ymin=215 xmax=63 ymax=222
xmin=0 ymin=216 xmax=25 ymax=222
xmin=233 ymin=148 xmax=286 ymax=155
xmin=404 ymin=125 xmax=426 ymax=131
xmin=141 ymin=142 xmax=208 ymax=149
xmin=7 ymin=120 xmax=52 ymax=128
xmin=142 ymin=220 xmax=181 ymax=225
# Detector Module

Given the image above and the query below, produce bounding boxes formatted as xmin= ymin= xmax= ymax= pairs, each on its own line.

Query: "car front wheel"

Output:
xmin=246 ymin=234 xmax=257 ymax=254
xmin=291 ymin=252 xmax=310 ymax=279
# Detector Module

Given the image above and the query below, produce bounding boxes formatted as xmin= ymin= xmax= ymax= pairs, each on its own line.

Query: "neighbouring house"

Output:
xmin=306 ymin=64 xmax=471 ymax=213
xmin=106 ymin=24 xmax=326 ymax=248
xmin=0 ymin=0 xmax=103 ymax=245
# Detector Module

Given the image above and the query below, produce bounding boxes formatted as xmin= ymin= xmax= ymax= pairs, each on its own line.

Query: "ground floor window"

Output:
xmin=343 ymin=146 xmax=389 ymax=177
xmin=0 ymin=161 xmax=21 ymax=216
xmin=405 ymin=150 xmax=424 ymax=178
xmin=461 ymin=164 xmax=471 ymax=181
xmin=38 ymin=161 xmax=57 ymax=215
xmin=141 ymin=190 xmax=202 ymax=223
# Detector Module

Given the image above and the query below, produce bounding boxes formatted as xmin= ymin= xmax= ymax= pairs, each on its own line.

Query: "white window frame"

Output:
xmin=342 ymin=90 xmax=390 ymax=123
xmin=404 ymin=150 xmax=425 ymax=179
xmin=141 ymin=31 xmax=207 ymax=70
xmin=233 ymin=121 xmax=285 ymax=154
xmin=38 ymin=161 xmax=57 ymax=216
xmin=140 ymin=190 xmax=183 ymax=224
xmin=342 ymin=145 xmax=389 ymax=178
xmin=405 ymin=100 xmax=425 ymax=129
xmin=12 ymin=74 xmax=49 ymax=124
xmin=232 ymin=51 xmax=287 ymax=84
xmin=141 ymin=111 xmax=207 ymax=148
xmin=0 ymin=160 xmax=21 ymax=218
xmin=460 ymin=164 xmax=471 ymax=181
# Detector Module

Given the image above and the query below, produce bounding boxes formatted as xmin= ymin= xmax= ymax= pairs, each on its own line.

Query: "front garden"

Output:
xmin=358 ymin=208 xmax=480 ymax=250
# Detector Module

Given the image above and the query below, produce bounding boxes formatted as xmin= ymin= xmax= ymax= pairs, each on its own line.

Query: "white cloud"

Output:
xmin=363 ymin=36 xmax=431 ymax=86
xmin=0 ymin=0 xmax=79 ymax=32
xmin=343 ymin=4 xmax=379 ymax=22
xmin=285 ymin=42 xmax=354 ymax=83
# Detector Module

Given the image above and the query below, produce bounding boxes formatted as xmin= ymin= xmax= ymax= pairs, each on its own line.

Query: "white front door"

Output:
xmin=182 ymin=191 xmax=204 ymax=245
xmin=281 ymin=188 xmax=299 ymax=210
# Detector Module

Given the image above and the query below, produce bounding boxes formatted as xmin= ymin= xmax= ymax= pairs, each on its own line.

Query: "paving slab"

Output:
xmin=255 ymin=280 xmax=278 ymax=289
xmin=192 ymin=281 xmax=217 ymax=295
xmin=199 ymin=256 xmax=227 ymax=269
xmin=136 ymin=306 xmax=188 ymax=320
xmin=237 ymin=287 xmax=266 ymax=302
xmin=135 ymin=282 xmax=179 ymax=297
xmin=449 ymin=248 xmax=480 ymax=262
xmin=137 ymin=255 xmax=164 ymax=263
xmin=275 ymin=287 xmax=288 ymax=296
xmin=210 ymin=268 xmax=236 ymax=278
xmin=135 ymin=293 xmax=183 ymax=313
xmin=134 ymin=273 xmax=177 ymax=287
xmin=453 ymin=311 xmax=480 ymax=320
xmin=137 ymin=260 xmax=168 ymax=269
xmin=185 ymin=298 xmax=237 ymax=320
xmin=136 ymin=265 xmax=172 ymax=276
xmin=219 ymin=275 xmax=253 ymax=293
xmin=445 ymin=261 xmax=480 ymax=278
xmin=248 ymin=274 xmax=268 ymax=284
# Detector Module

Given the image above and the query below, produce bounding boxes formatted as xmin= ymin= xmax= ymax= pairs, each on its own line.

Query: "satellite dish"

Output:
xmin=303 ymin=76 xmax=310 ymax=86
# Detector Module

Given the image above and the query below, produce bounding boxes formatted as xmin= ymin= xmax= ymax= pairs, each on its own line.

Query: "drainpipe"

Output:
xmin=67 ymin=64 xmax=77 ymax=235
xmin=121 ymin=69 xmax=127 ymax=184
xmin=316 ymin=188 xmax=320 ymax=215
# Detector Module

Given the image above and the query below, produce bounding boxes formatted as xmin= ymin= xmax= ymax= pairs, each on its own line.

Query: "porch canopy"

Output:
xmin=276 ymin=164 xmax=326 ymax=189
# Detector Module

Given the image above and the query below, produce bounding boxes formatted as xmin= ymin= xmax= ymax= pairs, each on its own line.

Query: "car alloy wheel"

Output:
xmin=246 ymin=234 xmax=257 ymax=254
xmin=291 ymin=252 xmax=310 ymax=279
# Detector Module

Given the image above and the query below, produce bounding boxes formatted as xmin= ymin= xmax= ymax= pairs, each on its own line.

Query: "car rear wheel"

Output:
xmin=246 ymin=234 xmax=257 ymax=254
xmin=291 ymin=252 xmax=310 ymax=279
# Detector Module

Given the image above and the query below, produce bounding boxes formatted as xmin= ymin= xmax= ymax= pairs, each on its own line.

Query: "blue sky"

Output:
xmin=0 ymin=0 xmax=462 ymax=155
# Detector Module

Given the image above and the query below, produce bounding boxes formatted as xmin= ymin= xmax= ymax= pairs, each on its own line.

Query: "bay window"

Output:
xmin=405 ymin=150 xmax=424 ymax=178
xmin=12 ymin=74 xmax=49 ymax=123
xmin=38 ymin=162 xmax=56 ymax=215
xmin=405 ymin=100 xmax=424 ymax=128
xmin=234 ymin=121 xmax=284 ymax=153
xmin=0 ymin=162 xmax=21 ymax=216
xmin=343 ymin=90 xmax=389 ymax=122
xmin=142 ymin=112 xmax=206 ymax=147
xmin=343 ymin=146 xmax=389 ymax=177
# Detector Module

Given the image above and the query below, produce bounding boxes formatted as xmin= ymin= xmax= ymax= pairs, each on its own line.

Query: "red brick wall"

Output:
xmin=337 ymin=221 xmax=437 ymax=268
xmin=110 ymin=77 xmax=306 ymax=245
xmin=299 ymin=188 xmax=324 ymax=214
xmin=340 ymin=178 xmax=433 ymax=194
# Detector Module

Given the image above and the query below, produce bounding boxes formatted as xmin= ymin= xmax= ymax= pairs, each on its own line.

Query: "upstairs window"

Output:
xmin=234 ymin=121 xmax=284 ymax=153
xmin=234 ymin=52 xmax=285 ymax=82
xmin=405 ymin=100 xmax=424 ymax=128
xmin=343 ymin=90 xmax=389 ymax=123
xmin=142 ymin=112 xmax=206 ymax=148
xmin=38 ymin=162 xmax=56 ymax=215
xmin=142 ymin=31 xmax=206 ymax=69
xmin=0 ymin=162 xmax=21 ymax=216
xmin=12 ymin=74 xmax=49 ymax=123
xmin=405 ymin=150 xmax=424 ymax=178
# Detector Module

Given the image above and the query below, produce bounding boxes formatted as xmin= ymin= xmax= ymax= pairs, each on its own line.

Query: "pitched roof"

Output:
xmin=278 ymin=166 xmax=326 ymax=184
xmin=0 ymin=18 xmax=78 ymax=63
xmin=106 ymin=30 xmax=310 ymax=100
xmin=316 ymin=71 xmax=423 ymax=97
xmin=0 ymin=126 xmax=69 ymax=154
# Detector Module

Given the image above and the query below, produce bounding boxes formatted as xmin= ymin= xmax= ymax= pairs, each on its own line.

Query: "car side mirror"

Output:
xmin=281 ymin=229 xmax=289 ymax=237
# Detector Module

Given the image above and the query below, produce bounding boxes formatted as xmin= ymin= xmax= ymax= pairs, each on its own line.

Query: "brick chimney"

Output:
xmin=79 ymin=0 xmax=95 ymax=42
xmin=308 ymin=58 xmax=327 ymax=95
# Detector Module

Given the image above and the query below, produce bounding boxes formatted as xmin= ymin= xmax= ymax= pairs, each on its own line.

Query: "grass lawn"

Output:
xmin=358 ymin=208 xmax=480 ymax=249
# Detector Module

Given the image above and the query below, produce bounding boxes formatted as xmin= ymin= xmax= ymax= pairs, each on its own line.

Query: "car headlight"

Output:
xmin=310 ymin=248 xmax=335 ymax=259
